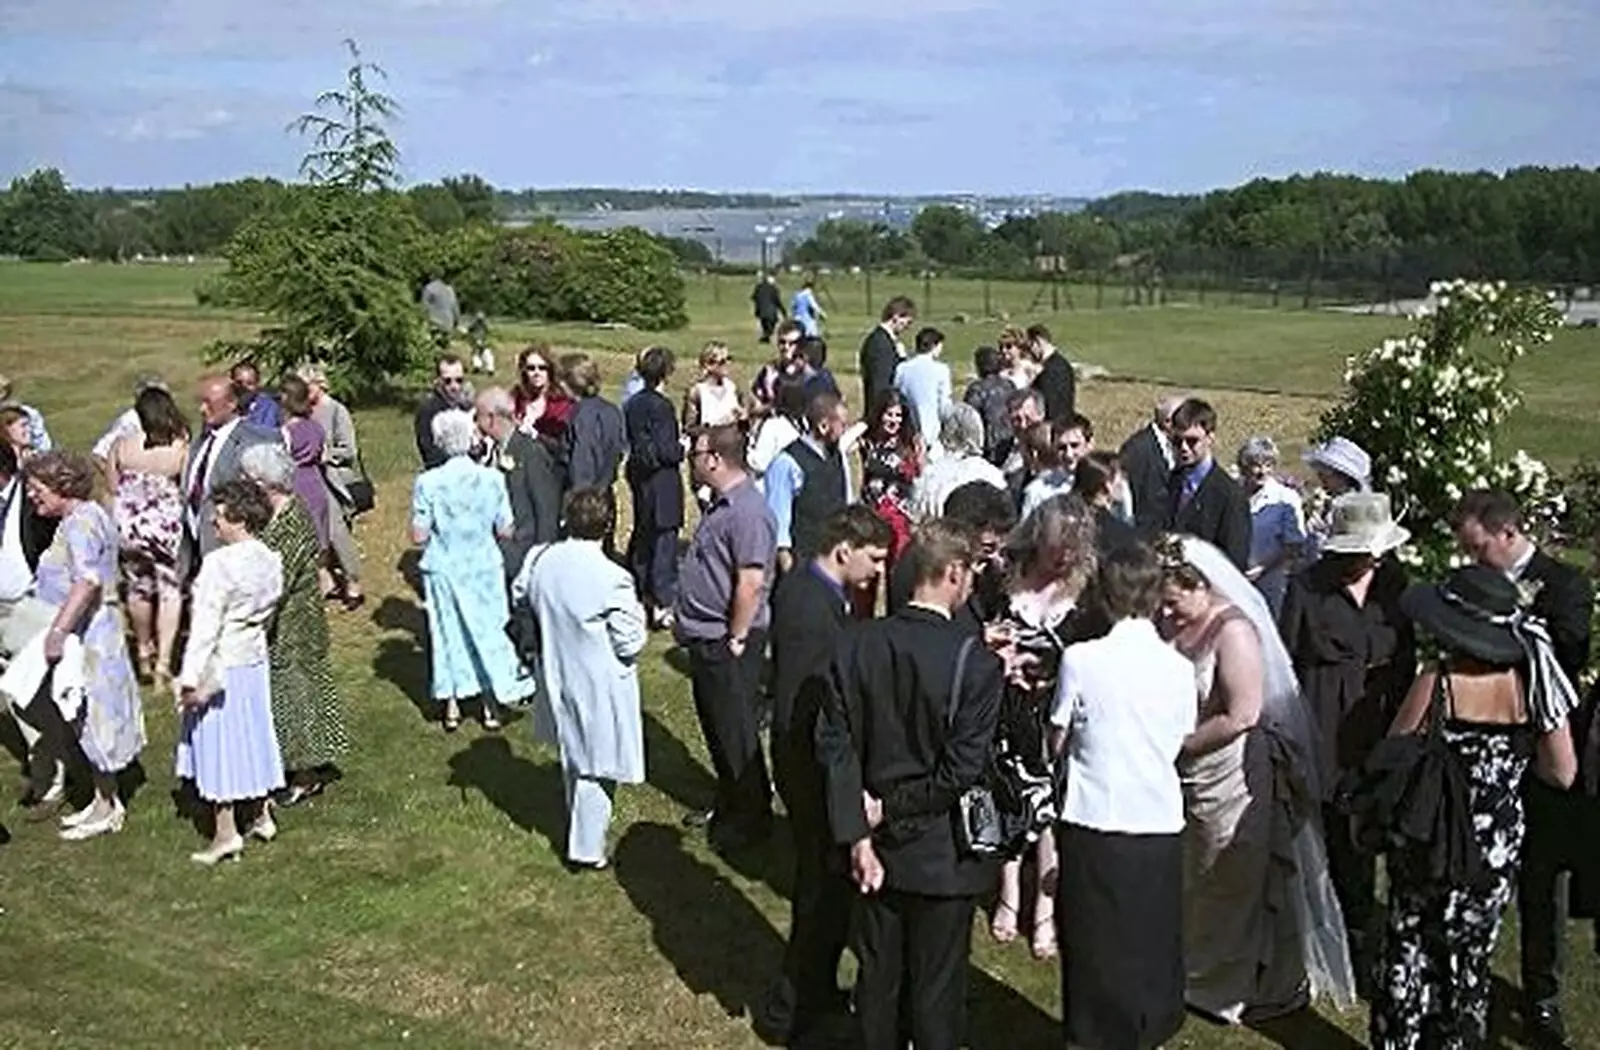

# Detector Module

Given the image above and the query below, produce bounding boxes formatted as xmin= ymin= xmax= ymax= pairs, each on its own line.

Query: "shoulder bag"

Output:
xmin=949 ymin=635 xmax=1005 ymax=858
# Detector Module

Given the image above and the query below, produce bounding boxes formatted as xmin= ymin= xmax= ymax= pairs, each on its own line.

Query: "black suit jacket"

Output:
xmin=771 ymin=565 xmax=853 ymax=832
xmin=1167 ymin=463 xmax=1251 ymax=570
xmin=1524 ymin=549 xmax=1592 ymax=684
xmin=858 ymin=325 xmax=900 ymax=412
xmin=1033 ymin=353 xmax=1076 ymax=424
xmin=5 ymin=481 xmax=57 ymax=572
xmin=1120 ymin=425 xmax=1170 ymax=535
xmin=622 ymin=388 xmax=685 ymax=530
xmin=816 ymin=606 xmax=1003 ymax=898
xmin=498 ymin=430 xmax=563 ymax=580
xmin=414 ymin=390 xmax=456 ymax=470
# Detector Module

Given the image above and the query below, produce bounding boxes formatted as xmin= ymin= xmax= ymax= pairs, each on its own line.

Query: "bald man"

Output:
xmin=180 ymin=374 xmax=281 ymax=579
xmin=1120 ymin=394 xmax=1186 ymax=535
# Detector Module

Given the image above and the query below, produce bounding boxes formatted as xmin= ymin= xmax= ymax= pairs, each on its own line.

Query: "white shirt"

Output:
xmin=0 ymin=479 xmax=31 ymax=602
xmin=910 ymin=453 xmax=1007 ymax=521
xmin=1247 ymin=477 xmax=1307 ymax=616
xmin=1507 ymin=540 xmax=1536 ymax=582
xmin=184 ymin=417 xmax=240 ymax=529
xmin=748 ymin=415 xmax=801 ymax=484
xmin=93 ymin=407 xmax=143 ymax=460
xmin=1051 ymin=618 xmax=1195 ymax=834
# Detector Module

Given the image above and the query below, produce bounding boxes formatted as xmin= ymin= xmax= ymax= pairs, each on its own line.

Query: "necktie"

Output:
xmin=188 ymin=432 xmax=217 ymax=510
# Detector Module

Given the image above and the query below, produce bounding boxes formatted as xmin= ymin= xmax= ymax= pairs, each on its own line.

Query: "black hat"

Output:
xmin=1400 ymin=564 xmax=1527 ymax=666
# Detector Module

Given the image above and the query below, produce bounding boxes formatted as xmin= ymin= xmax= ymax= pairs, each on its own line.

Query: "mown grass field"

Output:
xmin=0 ymin=261 xmax=1597 ymax=1049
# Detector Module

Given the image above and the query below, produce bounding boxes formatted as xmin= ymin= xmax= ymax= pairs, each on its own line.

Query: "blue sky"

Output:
xmin=1 ymin=0 xmax=1597 ymax=196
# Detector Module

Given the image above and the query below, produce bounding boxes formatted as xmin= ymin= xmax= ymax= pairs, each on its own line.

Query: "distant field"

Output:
xmin=0 ymin=260 xmax=1597 ymax=1048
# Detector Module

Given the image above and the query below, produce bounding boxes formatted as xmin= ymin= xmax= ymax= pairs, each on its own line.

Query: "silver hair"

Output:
xmin=295 ymin=362 xmax=328 ymax=387
xmin=239 ymin=441 xmax=296 ymax=494
xmin=133 ymin=372 xmax=168 ymax=396
xmin=938 ymin=401 xmax=986 ymax=456
xmin=475 ymin=386 xmax=515 ymax=419
xmin=1156 ymin=395 xmax=1187 ymax=423
xmin=432 ymin=408 xmax=479 ymax=459
xmin=1237 ymin=435 xmax=1280 ymax=468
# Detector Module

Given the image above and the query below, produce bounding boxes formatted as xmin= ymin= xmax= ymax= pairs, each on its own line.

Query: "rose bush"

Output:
xmin=1315 ymin=278 xmax=1565 ymax=577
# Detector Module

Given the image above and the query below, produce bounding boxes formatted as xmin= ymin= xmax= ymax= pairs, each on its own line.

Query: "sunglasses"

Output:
xmin=777 ymin=338 xmax=801 ymax=347
xmin=523 ymin=363 xmax=549 ymax=373
xmin=440 ymin=377 xmax=465 ymax=386
xmin=1177 ymin=433 xmax=1209 ymax=448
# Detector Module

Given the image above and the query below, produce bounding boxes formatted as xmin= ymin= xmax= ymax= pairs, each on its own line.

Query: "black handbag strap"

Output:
xmin=946 ymin=635 xmax=978 ymax=729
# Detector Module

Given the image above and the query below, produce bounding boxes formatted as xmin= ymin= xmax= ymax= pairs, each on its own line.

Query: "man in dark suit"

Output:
xmin=0 ymin=441 xmax=61 ymax=810
xmin=817 ymin=519 xmax=1004 ymax=1050
xmin=474 ymin=387 xmax=563 ymax=583
xmin=751 ymin=273 xmax=785 ymax=343
xmin=858 ymin=295 xmax=916 ymax=413
xmin=1026 ymin=323 xmax=1076 ymax=424
xmin=758 ymin=506 xmax=893 ymax=1048
xmin=621 ymin=349 xmax=686 ymax=627
xmin=887 ymin=480 xmax=1015 ymax=634
xmin=1119 ymin=395 xmax=1183 ymax=534
xmin=1164 ymin=398 xmax=1250 ymax=570
xmin=180 ymin=374 xmax=280 ymax=582
xmin=1453 ymin=489 xmax=1595 ymax=1050
xmin=415 ymin=355 xmax=472 ymax=470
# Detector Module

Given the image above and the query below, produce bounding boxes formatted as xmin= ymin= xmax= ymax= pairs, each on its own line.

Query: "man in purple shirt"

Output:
xmin=674 ymin=422 xmax=779 ymax=854
xmin=231 ymin=360 xmax=282 ymax=430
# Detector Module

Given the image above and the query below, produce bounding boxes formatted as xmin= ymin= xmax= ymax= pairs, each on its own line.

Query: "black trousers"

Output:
xmin=855 ymin=890 xmax=976 ymax=1050
xmin=1518 ymin=778 xmax=1600 ymax=1006
xmin=625 ymin=487 xmax=680 ymax=611
xmin=773 ymin=733 xmax=853 ymax=1029
xmin=687 ymin=632 xmax=771 ymax=837
xmin=758 ymin=315 xmax=779 ymax=342
xmin=1323 ymin=803 xmax=1377 ymax=948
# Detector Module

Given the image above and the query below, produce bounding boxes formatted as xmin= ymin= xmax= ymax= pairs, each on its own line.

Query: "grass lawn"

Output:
xmin=0 ymin=261 xmax=1598 ymax=1048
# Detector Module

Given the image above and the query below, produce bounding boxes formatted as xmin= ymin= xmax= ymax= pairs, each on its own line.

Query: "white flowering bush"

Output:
xmin=1316 ymin=279 xmax=1565 ymax=577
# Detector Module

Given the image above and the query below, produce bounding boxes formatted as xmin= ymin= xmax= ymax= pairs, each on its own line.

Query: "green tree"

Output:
xmin=910 ymin=204 xmax=987 ymax=266
xmin=289 ymin=38 xmax=402 ymax=192
xmin=441 ymin=174 xmax=497 ymax=223
xmin=0 ymin=167 xmax=92 ymax=260
xmin=407 ymin=184 xmax=467 ymax=232
xmin=790 ymin=219 xmax=912 ymax=268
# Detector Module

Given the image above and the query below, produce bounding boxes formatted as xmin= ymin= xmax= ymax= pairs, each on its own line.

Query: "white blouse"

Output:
xmin=1051 ymin=618 xmax=1195 ymax=835
xmin=177 ymin=538 xmax=284 ymax=694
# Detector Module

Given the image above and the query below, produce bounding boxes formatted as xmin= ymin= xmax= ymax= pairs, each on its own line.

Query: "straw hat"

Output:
xmin=1303 ymin=437 xmax=1372 ymax=491
xmin=1320 ymin=492 xmax=1410 ymax=556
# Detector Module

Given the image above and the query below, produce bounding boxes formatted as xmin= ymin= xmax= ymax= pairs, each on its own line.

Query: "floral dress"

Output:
xmin=411 ymin=457 xmax=535 ymax=704
xmin=262 ymin=499 xmax=348 ymax=771
xmin=113 ymin=460 xmax=183 ymax=600
xmin=989 ymin=588 xmax=1074 ymax=854
xmin=35 ymin=502 xmax=144 ymax=772
xmin=860 ymin=436 xmax=921 ymax=561
xmin=1370 ymin=678 xmax=1533 ymax=1050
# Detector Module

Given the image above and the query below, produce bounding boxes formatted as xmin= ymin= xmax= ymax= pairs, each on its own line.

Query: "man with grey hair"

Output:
xmin=1121 ymin=393 xmax=1186 ymax=534
xmin=475 ymin=386 xmax=562 ymax=583
xmin=909 ymin=402 xmax=1007 ymax=520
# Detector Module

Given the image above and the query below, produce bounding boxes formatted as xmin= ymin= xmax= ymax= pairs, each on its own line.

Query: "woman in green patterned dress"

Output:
xmin=241 ymin=444 xmax=349 ymax=806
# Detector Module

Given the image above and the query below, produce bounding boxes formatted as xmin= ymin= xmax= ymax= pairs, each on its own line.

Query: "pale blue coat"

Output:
xmin=512 ymin=539 xmax=648 ymax=783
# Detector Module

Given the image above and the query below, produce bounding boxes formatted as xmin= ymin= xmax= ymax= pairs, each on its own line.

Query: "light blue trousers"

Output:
xmin=564 ymin=771 xmax=616 ymax=864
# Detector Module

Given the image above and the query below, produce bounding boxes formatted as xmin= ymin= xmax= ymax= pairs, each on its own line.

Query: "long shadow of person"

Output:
xmin=372 ymin=595 xmax=434 ymax=722
xmin=1247 ymin=1007 xmax=1366 ymax=1049
xmin=396 ymin=548 xmax=424 ymax=601
xmin=963 ymin=964 xmax=1059 ymax=1050
xmin=445 ymin=736 xmax=569 ymax=856
xmin=613 ymin=821 xmax=788 ymax=1027
xmin=642 ymin=709 xmax=717 ymax=815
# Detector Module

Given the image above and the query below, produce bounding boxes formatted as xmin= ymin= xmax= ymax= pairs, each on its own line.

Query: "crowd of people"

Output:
xmin=2 ymin=291 xmax=1598 ymax=1050
xmin=0 ymin=363 xmax=354 ymax=861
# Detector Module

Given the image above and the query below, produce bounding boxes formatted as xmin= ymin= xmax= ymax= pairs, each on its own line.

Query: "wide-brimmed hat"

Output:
xmin=1303 ymin=437 xmax=1372 ymax=490
xmin=1320 ymin=492 xmax=1410 ymax=556
xmin=1400 ymin=565 xmax=1527 ymax=665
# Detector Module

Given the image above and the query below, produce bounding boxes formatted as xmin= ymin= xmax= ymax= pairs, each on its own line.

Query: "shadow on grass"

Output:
xmin=1246 ymin=1007 xmax=1365 ymax=1049
xmin=642 ymin=709 xmax=717 ymax=816
xmin=372 ymin=595 xmax=434 ymax=723
xmin=446 ymin=735 xmax=568 ymax=858
xmin=966 ymin=966 xmax=1059 ymax=1050
xmin=613 ymin=820 xmax=785 ymax=1026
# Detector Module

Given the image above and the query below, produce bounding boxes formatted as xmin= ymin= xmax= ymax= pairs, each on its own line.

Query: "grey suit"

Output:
xmin=312 ymin=395 xmax=364 ymax=585
xmin=499 ymin=430 xmax=563 ymax=582
xmin=181 ymin=419 xmax=281 ymax=578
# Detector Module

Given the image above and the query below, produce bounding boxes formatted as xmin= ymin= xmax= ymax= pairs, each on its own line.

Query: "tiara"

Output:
xmin=1153 ymin=533 xmax=1190 ymax=575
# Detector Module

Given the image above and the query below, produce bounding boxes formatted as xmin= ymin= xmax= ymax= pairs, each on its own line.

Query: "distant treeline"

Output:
xmin=6 ymin=166 xmax=1600 ymax=296
xmin=785 ymin=168 xmax=1600 ymax=297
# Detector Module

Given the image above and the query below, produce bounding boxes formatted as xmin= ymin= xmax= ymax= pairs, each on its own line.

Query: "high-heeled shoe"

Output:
xmin=59 ymin=804 xmax=125 ymax=842
xmin=191 ymin=835 xmax=245 ymax=865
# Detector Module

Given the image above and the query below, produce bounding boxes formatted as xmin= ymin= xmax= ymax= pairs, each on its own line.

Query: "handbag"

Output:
xmin=504 ymin=544 xmax=555 ymax=670
xmin=342 ymin=447 xmax=376 ymax=517
xmin=1336 ymin=671 xmax=1485 ymax=887
xmin=948 ymin=635 xmax=1004 ymax=858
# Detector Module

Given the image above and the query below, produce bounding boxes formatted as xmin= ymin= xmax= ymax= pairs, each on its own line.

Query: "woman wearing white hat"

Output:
xmin=1301 ymin=437 xmax=1372 ymax=565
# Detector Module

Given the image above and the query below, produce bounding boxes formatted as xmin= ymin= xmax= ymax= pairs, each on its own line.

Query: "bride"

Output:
xmin=1156 ymin=534 xmax=1354 ymax=1022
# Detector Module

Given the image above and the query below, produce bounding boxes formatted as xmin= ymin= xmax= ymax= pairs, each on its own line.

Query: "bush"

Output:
xmin=561 ymin=227 xmax=688 ymax=330
xmin=1315 ymin=279 xmax=1565 ymax=578
xmin=206 ymin=186 xmax=432 ymax=398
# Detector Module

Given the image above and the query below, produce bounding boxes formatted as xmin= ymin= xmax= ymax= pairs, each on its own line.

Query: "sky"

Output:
xmin=1 ymin=0 xmax=1598 ymax=197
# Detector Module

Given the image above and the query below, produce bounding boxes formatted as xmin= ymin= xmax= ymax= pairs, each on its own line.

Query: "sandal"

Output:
xmin=1031 ymin=915 xmax=1058 ymax=961
xmin=442 ymin=711 xmax=461 ymax=733
xmin=990 ymin=900 xmax=1020 ymax=944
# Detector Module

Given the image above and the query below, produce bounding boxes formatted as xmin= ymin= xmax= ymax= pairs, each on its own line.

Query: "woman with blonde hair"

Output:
xmin=998 ymin=324 xmax=1039 ymax=389
xmin=296 ymin=362 xmax=364 ymax=609
xmin=986 ymin=494 xmax=1098 ymax=958
xmin=682 ymin=341 xmax=744 ymax=429
xmin=1157 ymin=533 xmax=1354 ymax=1022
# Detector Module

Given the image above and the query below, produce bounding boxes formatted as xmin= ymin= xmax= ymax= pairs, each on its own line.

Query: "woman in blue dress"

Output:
xmin=412 ymin=408 xmax=534 ymax=731
xmin=23 ymin=451 xmax=144 ymax=841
